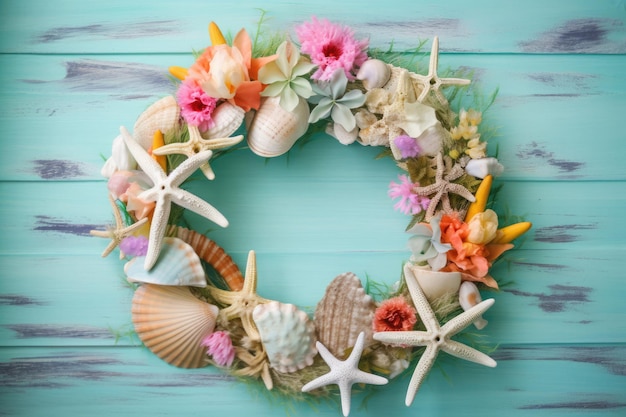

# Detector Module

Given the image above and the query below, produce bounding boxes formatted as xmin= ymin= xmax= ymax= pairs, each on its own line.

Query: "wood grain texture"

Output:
xmin=1 ymin=1 xmax=625 ymax=416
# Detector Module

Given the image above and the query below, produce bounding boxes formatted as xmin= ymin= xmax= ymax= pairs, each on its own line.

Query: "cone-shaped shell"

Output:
xmin=408 ymin=264 xmax=461 ymax=302
xmin=314 ymin=272 xmax=377 ymax=358
xmin=133 ymin=95 xmax=180 ymax=149
xmin=252 ymin=301 xmax=317 ymax=373
xmin=124 ymin=237 xmax=206 ymax=287
xmin=246 ymin=96 xmax=309 ymax=157
xmin=132 ymin=284 xmax=219 ymax=368
xmin=203 ymin=102 xmax=245 ymax=139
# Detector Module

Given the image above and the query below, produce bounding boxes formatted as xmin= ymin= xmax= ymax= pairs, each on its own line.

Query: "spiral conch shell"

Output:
xmin=246 ymin=95 xmax=310 ymax=157
xmin=132 ymin=284 xmax=219 ymax=368
xmin=133 ymin=95 xmax=180 ymax=150
xmin=252 ymin=301 xmax=317 ymax=373
xmin=314 ymin=272 xmax=377 ymax=358
xmin=202 ymin=101 xmax=245 ymax=139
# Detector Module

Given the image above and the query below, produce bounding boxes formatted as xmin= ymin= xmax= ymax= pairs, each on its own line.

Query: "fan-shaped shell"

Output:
xmin=203 ymin=102 xmax=245 ymax=139
xmin=124 ymin=237 xmax=206 ymax=287
xmin=168 ymin=225 xmax=244 ymax=291
xmin=252 ymin=301 xmax=317 ymax=373
xmin=133 ymin=95 xmax=180 ymax=149
xmin=132 ymin=284 xmax=219 ymax=368
xmin=246 ymin=96 xmax=310 ymax=157
xmin=314 ymin=272 xmax=377 ymax=358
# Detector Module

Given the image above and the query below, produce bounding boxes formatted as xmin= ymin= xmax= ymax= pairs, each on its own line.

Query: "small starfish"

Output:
xmin=120 ymin=126 xmax=228 ymax=270
xmin=413 ymin=153 xmax=476 ymax=220
xmin=410 ymin=36 xmax=471 ymax=105
xmin=374 ymin=263 xmax=496 ymax=406
xmin=152 ymin=124 xmax=244 ymax=180
xmin=302 ymin=332 xmax=388 ymax=417
xmin=90 ymin=194 xmax=148 ymax=258
xmin=208 ymin=250 xmax=269 ymax=342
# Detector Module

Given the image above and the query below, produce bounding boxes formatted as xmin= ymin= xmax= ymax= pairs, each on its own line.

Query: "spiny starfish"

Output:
xmin=373 ymin=263 xmax=496 ymax=406
xmin=302 ymin=332 xmax=388 ymax=417
xmin=410 ymin=36 xmax=471 ymax=105
xmin=90 ymin=193 xmax=148 ymax=258
xmin=413 ymin=153 xmax=475 ymax=220
xmin=152 ymin=124 xmax=244 ymax=180
xmin=208 ymin=250 xmax=269 ymax=342
xmin=120 ymin=126 xmax=228 ymax=270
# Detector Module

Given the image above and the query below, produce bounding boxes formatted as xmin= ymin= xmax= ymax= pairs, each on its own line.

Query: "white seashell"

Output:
xmin=458 ymin=281 xmax=488 ymax=329
xmin=356 ymin=59 xmax=391 ymax=90
xmin=314 ymin=272 xmax=377 ymax=358
xmin=326 ymin=122 xmax=359 ymax=145
xmin=133 ymin=95 xmax=180 ymax=149
xmin=246 ymin=96 xmax=310 ymax=157
xmin=202 ymin=102 xmax=245 ymax=139
xmin=124 ymin=237 xmax=206 ymax=287
xmin=408 ymin=264 xmax=461 ymax=302
xmin=465 ymin=157 xmax=504 ymax=179
xmin=101 ymin=134 xmax=136 ymax=178
xmin=132 ymin=284 xmax=219 ymax=368
xmin=252 ymin=301 xmax=317 ymax=373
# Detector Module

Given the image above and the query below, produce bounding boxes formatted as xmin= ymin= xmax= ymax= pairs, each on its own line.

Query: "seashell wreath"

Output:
xmin=92 ymin=17 xmax=532 ymax=417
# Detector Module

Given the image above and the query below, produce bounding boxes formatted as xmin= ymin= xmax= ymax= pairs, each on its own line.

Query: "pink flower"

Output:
xmin=201 ymin=331 xmax=235 ymax=367
xmin=176 ymin=80 xmax=218 ymax=132
xmin=388 ymin=175 xmax=430 ymax=215
xmin=373 ymin=296 xmax=417 ymax=332
xmin=120 ymin=235 xmax=148 ymax=257
xmin=394 ymin=135 xmax=421 ymax=159
xmin=295 ymin=17 xmax=368 ymax=81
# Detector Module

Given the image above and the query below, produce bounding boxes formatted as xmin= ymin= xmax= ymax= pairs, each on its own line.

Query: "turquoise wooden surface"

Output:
xmin=1 ymin=1 xmax=625 ymax=416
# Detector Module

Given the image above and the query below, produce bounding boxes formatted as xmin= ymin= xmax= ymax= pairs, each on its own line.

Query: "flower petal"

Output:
xmin=331 ymin=103 xmax=356 ymax=131
xmin=308 ymin=99 xmax=334 ymax=123
xmin=290 ymin=77 xmax=313 ymax=98
xmin=280 ymin=87 xmax=300 ymax=112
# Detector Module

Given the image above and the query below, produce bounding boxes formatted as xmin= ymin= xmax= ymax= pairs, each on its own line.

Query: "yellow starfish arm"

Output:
xmin=208 ymin=286 xmax=240 ymax=305
xmin=465 ymin=174 xmax=492 ymax=222
xmin=169 ymin=66 xmax=188 ymax=80
xmin=492 ymin=221 xmax=532 ymax=244
xmin=151 ymin=130 xmax=168 ymax=171
xmin=209 ymin=21 xmax=227 ymax=46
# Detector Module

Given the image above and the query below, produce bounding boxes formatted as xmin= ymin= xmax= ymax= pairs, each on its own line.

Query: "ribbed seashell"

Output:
xmin=252 ymin=301 xmax=317 ymax=373
xmin=168 ymin=225 xmax=244 ymax=291
xmin=356 ymin=59 xmax=391 ymax=90
xmin=458 ymin=281 xmax=488 ymax=330
xmin=124 ymin=237 xmax=206 ymax=287
xmin=132 ymin=284 xmax=219 ymax=368
xmin=314 ymin=272 xmax=377 ymax=358
xmin=202 ymin=102 xmax=245 ymax=139
xmin=133 ymin=95 xmax=180 ymax=149
xmin=246 ymin=96 xmax=310 ymax=157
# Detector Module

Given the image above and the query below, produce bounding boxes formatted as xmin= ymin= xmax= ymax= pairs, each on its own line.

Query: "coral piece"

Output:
xmin=314 ymin=272 xmax=377 ymax=358
xmin=302 ymin=332 xmax=388 ymax=417
xmin=374 ymin=262 xmax=496 ymax=406
xmin=252 ymin=301 xmax=317 ymax=373
xmin=124 ymin=237 xmax=206 ymax=287
xmin=132 ymin=284 xmax=219 ymax=368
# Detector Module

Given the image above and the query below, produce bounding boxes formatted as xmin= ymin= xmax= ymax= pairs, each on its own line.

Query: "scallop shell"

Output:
xmin=459 ymin=281 xmax=488 ymax=330
xmin=124 ymin=237 xmax=206 ymax=287
xmin=132 ymin=284 xmax=219 ymax=368
xmin=133 ymin=95 xmax=180 ymax=149
xmin=314 ymin=272 xmax=377 ymax=358
xmin=252 ymin=301 xmax=317 ymax=373
xmin=203 ymin=102 xmax=245 ymax=139
xmin=246 ymin=96 xmax=310 ymax=157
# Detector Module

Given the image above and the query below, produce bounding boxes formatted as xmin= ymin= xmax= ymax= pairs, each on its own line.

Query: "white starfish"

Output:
xmin=120 ymin=126 xmax=228 ymax=270
xmin=373 ymin=263 xmax=496 ymax=407
xmin=152 ymin=124 xmax=244 ymax=180
xmin=302 ymin=332 xmax=388 ymax=417
xmin=410 ymin=36 xmax=471 ymax=105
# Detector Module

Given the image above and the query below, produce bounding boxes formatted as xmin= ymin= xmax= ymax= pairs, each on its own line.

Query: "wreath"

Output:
xmin=91 ymin=16 xmax=531 ymax=416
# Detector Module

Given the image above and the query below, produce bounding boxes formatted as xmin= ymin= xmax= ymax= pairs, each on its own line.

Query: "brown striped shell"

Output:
xmin=313 ymin=272 xmax=377 ymax=358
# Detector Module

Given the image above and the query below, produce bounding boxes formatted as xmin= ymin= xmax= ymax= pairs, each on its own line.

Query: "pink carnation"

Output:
xmin=201 ymin=331 xmax=235 ymax=367
xmin=388 ymin=175 xmax=430 ymax=215
xmin=373 ymin=296 xmax=417 ymax=333
xmin=295 ymin=17 xmax=368 ymax=81
xmin=176 ymin=80 xmax=218 ymax=132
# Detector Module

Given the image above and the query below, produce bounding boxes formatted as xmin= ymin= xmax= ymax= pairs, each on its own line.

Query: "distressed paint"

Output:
xmin=33 ymin=215 xmax=101 ymax=237
xmin=505 ymin=284 xmax=593 ymax=313
xmin=35 ymin=20 xmax=180 ymax=43
xmin=32 ymin=159 xmax=88 ymax=180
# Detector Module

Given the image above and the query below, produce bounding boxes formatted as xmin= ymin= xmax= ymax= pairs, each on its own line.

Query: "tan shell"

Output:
xmin=168 ymin=225 xmax=244 ymax=291
xmin=133 ymin=95 xmax=180 ymax=149
xmin=203 ymin=102 xmax=245 ymax=139
xmin=132 ymin=284 xmax=219 ymax=368
xmin=246 ymin=96 xmax=310 ymax=157
xmin=314 ymin=272 xmax=377 ymax=358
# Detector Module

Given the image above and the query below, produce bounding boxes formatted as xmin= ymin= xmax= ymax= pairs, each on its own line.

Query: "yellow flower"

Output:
xmin=466 ymin=137 xmax=487 ymax=159
xmin=466 ymin=209 xmax=499 ymax=244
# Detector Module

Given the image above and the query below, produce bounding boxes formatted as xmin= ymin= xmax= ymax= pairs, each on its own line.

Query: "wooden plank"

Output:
xmin=1 ymin=0 xmax=625 ymax=54
xmin=1 ymin=53 xmax=624 ymax=182
xmin=1 ymin=344 xmax=625 ymax=416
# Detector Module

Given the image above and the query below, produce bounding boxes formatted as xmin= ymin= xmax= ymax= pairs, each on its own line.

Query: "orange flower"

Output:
xmin=373 ymin=296 xmax=417 ymax=332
